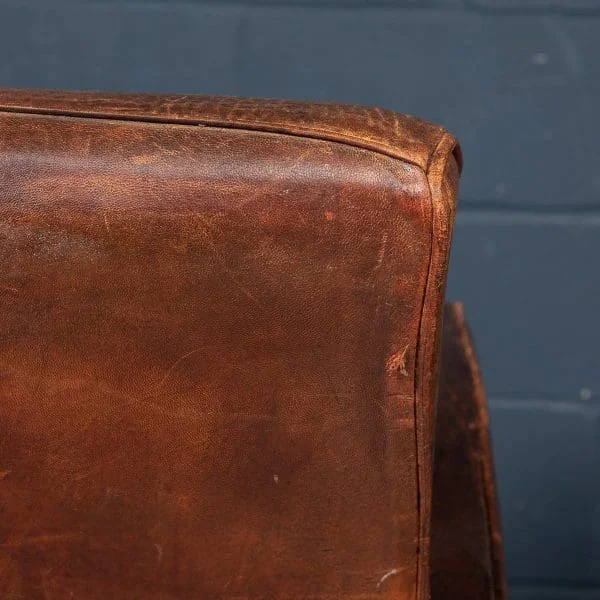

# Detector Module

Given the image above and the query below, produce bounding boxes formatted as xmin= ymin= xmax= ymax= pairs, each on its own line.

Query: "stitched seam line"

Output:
xmin=0 ymin=105 xmax=444 ymax=172
xmin=412 ymin=131 xmax=458 ymax=600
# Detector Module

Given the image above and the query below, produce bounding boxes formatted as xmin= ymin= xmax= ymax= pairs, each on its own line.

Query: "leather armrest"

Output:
xmin=431 ymin=303 xmax=507 ymax=600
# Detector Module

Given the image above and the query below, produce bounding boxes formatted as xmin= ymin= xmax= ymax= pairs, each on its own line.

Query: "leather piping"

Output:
xmin=415 ymin=131 xmax=461 ymax=600
xmin=0 ymin=95 xmax=462 ymax=174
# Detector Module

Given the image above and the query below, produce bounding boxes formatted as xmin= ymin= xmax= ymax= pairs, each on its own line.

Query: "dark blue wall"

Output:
xmin=1 ymin=1 xmax=599 ymax=597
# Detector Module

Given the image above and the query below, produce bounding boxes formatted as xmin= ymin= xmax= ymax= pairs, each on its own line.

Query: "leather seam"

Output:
xmin=0 ymin=105 xmax=446 ymax=173
xmin=413 ymin=131 xmax=459 ymax=600
xmin=412 ymin=170 xmax=435 ymax=600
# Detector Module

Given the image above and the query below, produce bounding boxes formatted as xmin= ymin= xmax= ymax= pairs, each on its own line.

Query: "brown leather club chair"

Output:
xmin=0 ymin=90 xmax=506 ymax=599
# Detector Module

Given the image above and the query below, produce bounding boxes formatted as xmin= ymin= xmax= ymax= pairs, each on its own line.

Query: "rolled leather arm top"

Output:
xmin=0 ymin=89 xmax=461 ymax=600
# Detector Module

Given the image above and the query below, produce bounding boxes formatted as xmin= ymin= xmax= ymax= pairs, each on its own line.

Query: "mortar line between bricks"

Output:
xmin=489 ymin=398 xmax=599 ymax=417
xmin=193 ymin=1 xmax=461 ymax=9
xmin=0 ymin=0 xmax=460 ymax=11
xmin=459 ymin=200 xmax=600 ymax=214
xmin=456 ymin=208 xmax=600 ymax=226
xmin=462 ymin=2 xmax=600 ymax=17
xmin=7 ymin=0 xmax=600 ymax=17
xmin=509 ymin=578 xmax=600 ymax=590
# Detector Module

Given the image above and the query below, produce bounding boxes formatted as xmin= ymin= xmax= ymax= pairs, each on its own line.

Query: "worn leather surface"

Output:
xmin=431 ymin=303 xmax=507 ymax=600
xmin=0 ymin=90 xmax=460 ymax=599
xmin=0 ymin=89 xmax=463 ymax=174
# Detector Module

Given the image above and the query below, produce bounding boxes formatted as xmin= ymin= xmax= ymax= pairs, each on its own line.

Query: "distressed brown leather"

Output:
xmin=431 ymin=304 xmax=506 ymax=600
xmin=0 ymin=90 xmax=468 ymax=599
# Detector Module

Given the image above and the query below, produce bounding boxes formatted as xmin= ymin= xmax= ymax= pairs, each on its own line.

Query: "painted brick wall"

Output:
xmin=1 ymin=1 xmax=599 ymax=597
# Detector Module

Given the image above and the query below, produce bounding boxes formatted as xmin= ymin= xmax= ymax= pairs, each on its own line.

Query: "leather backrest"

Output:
xmin=0 ymin=90 xmax=460 ymax=600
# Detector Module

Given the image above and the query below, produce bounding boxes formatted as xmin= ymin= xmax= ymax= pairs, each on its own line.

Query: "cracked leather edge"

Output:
xmin=0 ymin=89 xmax=462 ymax=175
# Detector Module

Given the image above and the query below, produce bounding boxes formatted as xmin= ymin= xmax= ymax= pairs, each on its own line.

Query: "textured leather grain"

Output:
xmin=0 ymin=89 xmax=461 ymax=599
xmin=431 ymin=303 xmax=506 ymax=600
